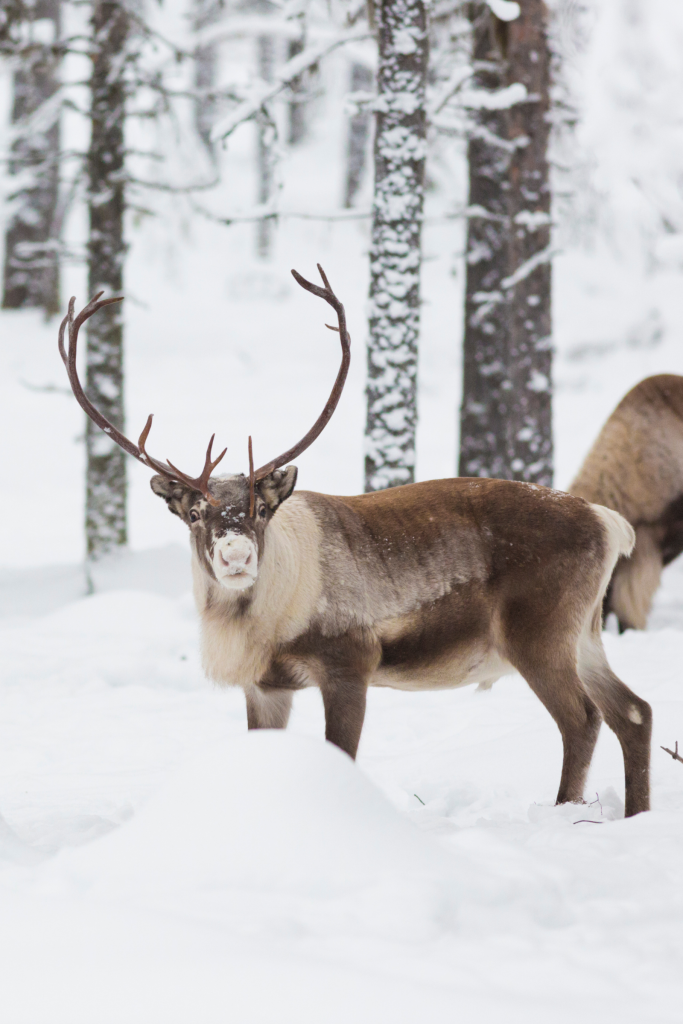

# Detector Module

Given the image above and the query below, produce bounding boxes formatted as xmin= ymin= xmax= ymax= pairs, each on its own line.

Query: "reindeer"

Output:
xmin=570 ymin=374 xmax=683 ymax=632
xmin=58 ymin=268 xmax=652 ymax=817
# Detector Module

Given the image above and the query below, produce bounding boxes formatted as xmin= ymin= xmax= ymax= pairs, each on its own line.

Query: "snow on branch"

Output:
xmin=459 ymin=82 xmax=527 ymax=110
xmin=428 ymin=65 xmax=473 ymax=116
xmin=5 ymin=90 xmax=62 ymax=145
xmin=194 ymin=15 xmax=306 ymax=49
xmin=211 ymin=28 xmax=372 ymax=142
xmin=501 ymin=244 xmax=557 ymax=290
xmin=467 ymin=245 xmax=557 ymax=326
xmin=484 ymin=0 xmax=520 ymax=21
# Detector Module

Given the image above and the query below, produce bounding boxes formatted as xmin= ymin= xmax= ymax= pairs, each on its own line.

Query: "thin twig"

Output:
xmin=661 ymin=741 xmax=683 ymax=764
xmin=192 ymin=203 xmax=371 ymax=225
xmin=211 ymin=28 xmax=373 ymax=141
xmin=19 ymin=379 xmax=72 ymax=397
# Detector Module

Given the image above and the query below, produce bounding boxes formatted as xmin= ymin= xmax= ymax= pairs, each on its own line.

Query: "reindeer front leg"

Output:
xmin=321 ymin=678 xmax=368 ymax=758
xmin=245 ymin=685 xmax=293 ymax=730
xmin=317 ymin=633 xmax=377 ymax=759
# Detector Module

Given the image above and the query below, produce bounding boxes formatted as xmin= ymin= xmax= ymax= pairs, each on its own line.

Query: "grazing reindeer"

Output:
xmin=570 ymin=374 xmax=683 ymax=631
xmin=59 ymin=268 xmax=652 ymax=816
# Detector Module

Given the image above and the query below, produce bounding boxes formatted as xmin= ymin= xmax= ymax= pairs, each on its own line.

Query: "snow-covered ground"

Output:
xmin=2 ymin=0 xmax=683 ymax=1019
xmin=1 ymin=551 xmax=682 ymax=1023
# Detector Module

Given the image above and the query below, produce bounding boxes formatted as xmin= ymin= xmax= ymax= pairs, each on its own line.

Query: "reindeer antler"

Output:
xmin=59 ymin=268 xmax=350 ymax=511
xmin=253 ymin=264 xmax=351 ymax=482
xmin=58 ymin=293 xmax=226 ymax=506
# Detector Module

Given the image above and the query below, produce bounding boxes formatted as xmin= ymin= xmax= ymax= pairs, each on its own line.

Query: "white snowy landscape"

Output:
xmin=2 ymin=0 xmax=683 ymax=1021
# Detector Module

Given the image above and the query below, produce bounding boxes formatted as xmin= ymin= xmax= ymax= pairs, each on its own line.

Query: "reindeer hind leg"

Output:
xmin=506 ymin=637 xmax=602 ymax=807
xmin=577 ymin=634 xmax=651 ymax=817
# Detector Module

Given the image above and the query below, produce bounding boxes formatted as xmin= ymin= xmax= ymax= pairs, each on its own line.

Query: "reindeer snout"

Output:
xmin=214 ymin=534 xmax=258 ymax=583
xmin=220 ymin=547 xmax=253 ymax=571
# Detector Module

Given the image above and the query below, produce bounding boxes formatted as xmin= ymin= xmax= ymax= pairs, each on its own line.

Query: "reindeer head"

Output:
xmin=58 ymin=265 xmax=350 ymax=592
xmin=149 ymin=467 xmax=297 ymax=590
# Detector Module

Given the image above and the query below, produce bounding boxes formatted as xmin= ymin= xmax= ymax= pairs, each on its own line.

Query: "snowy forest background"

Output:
xmin=2 ymin=0 xmax=683 ymax=568
xmin=1 ymin=1 xmax=683 ymax=1021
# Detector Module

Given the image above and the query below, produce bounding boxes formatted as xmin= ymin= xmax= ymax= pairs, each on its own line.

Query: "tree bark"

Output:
xmin=343 ymin=61 xmax=373 ymax=208
xmin=365 ymin=0 xmax=428 ymax=492
xmin=255 ymin=32 xmax=276 ymax=258
xmin=85 ymin=0 xmax=128 ymax=562
xmin=2 ymin=0 xmax=61 ymax=316
xmin=458 ymin=1 xmax=553 ymax=486
xmin=193 ymin=0 xmax=222 ymax=158
xmin=287 ymin=32 xmax=306 ymax=146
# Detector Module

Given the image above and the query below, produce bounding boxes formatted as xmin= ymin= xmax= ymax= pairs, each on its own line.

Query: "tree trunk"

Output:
xmin=343 ymin=61 xmax=373 ymax=209
xmin=458 ymin=1 xmax=553 ymax=486
xmin=287 ymin=32 xmax=306 ymax=146
xmin=255 ymin=33 xmax=275 ymax=259
xmin=365 ymin=0 xmax=428 ymax=492
xmin=193 ymin=0 xmax=221 ymax=158
xmin=85 ymin=0 xmax=128 ymax=563
xmin=2 ymin=0 xmax=61 ymax=317
xmin=192 ymin=0 xmax=219 ymax=155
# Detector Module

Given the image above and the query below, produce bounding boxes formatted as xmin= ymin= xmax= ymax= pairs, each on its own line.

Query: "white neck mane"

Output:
xmin=192 ymin=493 xmax=323 ymax=687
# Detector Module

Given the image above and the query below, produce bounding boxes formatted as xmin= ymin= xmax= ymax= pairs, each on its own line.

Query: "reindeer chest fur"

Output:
xmin=193 ymin=495 xmax=326 ymax=688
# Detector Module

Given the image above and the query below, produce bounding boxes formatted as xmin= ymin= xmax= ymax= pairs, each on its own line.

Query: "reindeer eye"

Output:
xmin=258 ymin=505 xmax=267 ymax=519
xmin=189 ymin=510 xmax=200 ymax=523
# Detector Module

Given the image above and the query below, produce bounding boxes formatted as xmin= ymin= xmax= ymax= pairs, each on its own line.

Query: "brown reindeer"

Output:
xmin=570 ymin=374 xmax=683 ymax=632
xmin=58 ymin=269 xmax=652 ymax=816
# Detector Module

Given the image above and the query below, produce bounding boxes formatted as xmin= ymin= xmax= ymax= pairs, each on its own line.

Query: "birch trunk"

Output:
xmin=343 ymin=61 xmax=372 ymax=208
xmin=255 ymin=32 xmax=275 ymax=258
xmin=364 ymin=0 xmax=428 ymax=492
xmin=85 ymin=0 xmax=128 ymax=562
xmin=458 ymin=1 xmax=553 ymax=485
xmin=2 ymin=0 xmax=61 ymax=316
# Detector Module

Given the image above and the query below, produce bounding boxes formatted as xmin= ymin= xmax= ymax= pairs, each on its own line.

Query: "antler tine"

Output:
xmin=253 ymin=264 xmax=351 ymax=481
xmin=166 ymin=434 xmax=227 ymax=507
xmin=58 ymin=296 xmax=227 ymax=504
xmin=137 ymin=414 xmax=182 ymax=478
xmin=248 ymin=435 xmax=255 ymax=518
xmin=57 ymin=297 xmax=74 ymax=366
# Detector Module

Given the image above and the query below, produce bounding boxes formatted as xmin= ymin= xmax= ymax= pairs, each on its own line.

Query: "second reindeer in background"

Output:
xmin=571 ymin=374 xmax=683 ymax=631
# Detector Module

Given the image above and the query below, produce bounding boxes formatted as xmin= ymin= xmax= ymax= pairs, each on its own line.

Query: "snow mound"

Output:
xmin=72 ymin=731 xmax=458 ymax=940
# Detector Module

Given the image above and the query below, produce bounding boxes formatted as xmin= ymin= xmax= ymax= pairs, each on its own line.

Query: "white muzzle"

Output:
xmin=212 ymin=532 xmax=258 ymax=590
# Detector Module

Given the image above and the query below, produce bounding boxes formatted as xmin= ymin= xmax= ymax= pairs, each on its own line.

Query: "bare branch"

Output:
xmin=190 ymin=199 xmax=372 ymax=225
xmin=211 ymin=28 xmax=372 ymax=142
xmin=661 ymin=741 xmax=683 ymax=764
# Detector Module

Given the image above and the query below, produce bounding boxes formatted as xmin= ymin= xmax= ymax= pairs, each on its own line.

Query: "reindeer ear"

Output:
xmin=150 ymin=475 xmax=193 ymax=517
xmin=259 ymin=466 xmax=298 ymax=510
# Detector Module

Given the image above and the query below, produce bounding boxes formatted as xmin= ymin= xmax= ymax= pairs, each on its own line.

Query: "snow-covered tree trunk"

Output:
xmin=458 ymin=0 xmax=553 ymax=485
xmin=343 ymin=61 xmax=372 ymax=208
xmin=255 ymin=32 xmax=276 ymax=258
xmin=364 ymin=0 xmax=428 ymax=492
xmin=85 ymin=0 xmax=128 ymax=562
xmin=2 ymin=0 xmax=61 ymax=316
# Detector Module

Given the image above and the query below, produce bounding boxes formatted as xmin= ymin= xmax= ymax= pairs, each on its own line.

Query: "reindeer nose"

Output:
xmin=219 ymin=542 xmax=253 ymax=571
